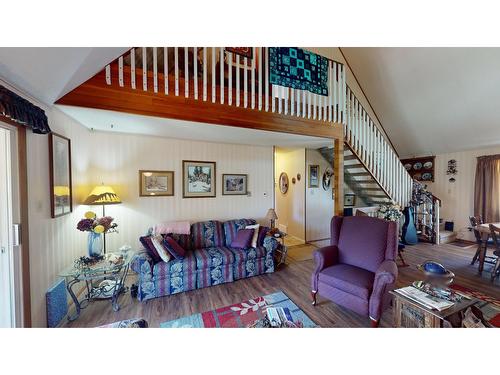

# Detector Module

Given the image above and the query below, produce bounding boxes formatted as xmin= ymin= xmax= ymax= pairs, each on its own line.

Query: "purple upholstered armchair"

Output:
xmin=311 ymin=216 xmax=398 ymax=327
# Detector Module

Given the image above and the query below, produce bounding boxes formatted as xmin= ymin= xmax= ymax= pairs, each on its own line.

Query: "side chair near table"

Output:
xmin=311 ymin=216 xmax=398 ymax=327
xmin=487 ymin=224 xmax=500 ymax=281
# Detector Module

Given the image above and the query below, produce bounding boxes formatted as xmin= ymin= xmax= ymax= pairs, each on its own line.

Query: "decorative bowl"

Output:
xmin=417 ymin=261 xmax=455 ymax=286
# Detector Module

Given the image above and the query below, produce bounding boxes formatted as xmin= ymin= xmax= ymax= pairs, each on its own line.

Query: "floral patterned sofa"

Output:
xmin=131 ymin=219 xmax=278 ymax=301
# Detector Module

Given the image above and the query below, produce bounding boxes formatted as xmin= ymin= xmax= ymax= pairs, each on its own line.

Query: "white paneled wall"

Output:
xmin=85 ymin=131 xmax=274 ymax=254
xmin=27 ymin=108 xmax=92 ymax=327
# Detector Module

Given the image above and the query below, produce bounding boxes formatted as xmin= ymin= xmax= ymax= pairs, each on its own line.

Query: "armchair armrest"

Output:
xmin=131 ymin=251 xmax=153 ymax=277
xmin=311 ymin=245 xmax=339 ymax=291
xmin=369 ymin=260 xmax=398 ymax=321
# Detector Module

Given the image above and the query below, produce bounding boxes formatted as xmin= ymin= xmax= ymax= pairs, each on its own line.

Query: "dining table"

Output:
xmin=474 ymin=222 xmax=500 ymax=274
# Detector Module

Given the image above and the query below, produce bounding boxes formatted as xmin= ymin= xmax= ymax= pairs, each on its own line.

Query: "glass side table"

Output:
xmin=59 ymin=249 xmax=134 ymax=321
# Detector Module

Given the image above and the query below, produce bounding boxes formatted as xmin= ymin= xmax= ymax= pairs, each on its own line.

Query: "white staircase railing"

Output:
xmin=344 ymin=86 xmax=412 ymax=208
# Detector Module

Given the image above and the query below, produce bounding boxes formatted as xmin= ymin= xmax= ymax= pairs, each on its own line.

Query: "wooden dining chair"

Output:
xmin=469 ymin=215 xmax=484 ymax=265
xmin=487 ymin=224 xmax=500 ymax=281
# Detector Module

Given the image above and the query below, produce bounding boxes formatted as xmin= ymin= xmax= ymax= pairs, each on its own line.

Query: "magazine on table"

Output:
xmin=394 ymin=286 xmax=455 ymax=311
xmin=266 ymin=307 xmax=293 ymax=327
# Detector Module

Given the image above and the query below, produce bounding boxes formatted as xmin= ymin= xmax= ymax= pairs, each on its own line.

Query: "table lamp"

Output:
xmin=84 ymin=184 xmax=121 ymax=253
xmin=266 ymin=208 xmax=278 ymax=229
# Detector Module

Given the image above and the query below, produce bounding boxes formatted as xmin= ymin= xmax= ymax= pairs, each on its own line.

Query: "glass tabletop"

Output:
xmin=59 ymin=249 xmax=135 ymax=278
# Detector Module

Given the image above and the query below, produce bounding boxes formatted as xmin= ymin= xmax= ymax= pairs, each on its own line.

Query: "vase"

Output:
xmin=87 ymin=232 xmax=103 ymax=257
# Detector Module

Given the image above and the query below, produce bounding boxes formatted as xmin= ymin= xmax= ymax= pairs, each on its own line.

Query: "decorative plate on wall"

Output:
xmin=422 ymin=172 xmax=433 ymax=181
xmin=423 ymin=161 xmax=433 ymax=169
xmin=413 ymin=162 xmax=423 ymax=170
xmin=279 ymin=172 xmax=289 ymax=194
xmin=404 ymin=164 xmax=412 ymax=171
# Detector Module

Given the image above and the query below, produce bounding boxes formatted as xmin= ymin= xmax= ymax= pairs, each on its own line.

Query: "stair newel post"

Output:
xmin=334 ymin=138 xmax=344 ymax=216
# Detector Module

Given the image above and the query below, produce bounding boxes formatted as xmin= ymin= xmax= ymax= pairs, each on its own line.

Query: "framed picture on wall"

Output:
xmin=308 ymin=165 xmax=319 ymax=188
xmin=222 ymin=174 xmax=248 ymax=195
xmin=139 ymin=170 xmax=174 ymax=196
xmin=344 ymin=194 xmax=356 ymax=207
xmin=183 ymin=160 xmax=216 ymax=198
xmin=49 ymin=132 xmax=72 ymax=218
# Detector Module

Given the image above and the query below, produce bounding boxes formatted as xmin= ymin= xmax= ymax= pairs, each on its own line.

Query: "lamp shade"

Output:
xmin=84 ymin=185 xmax=121 ymax=205
xmin=265 ymin=208 xmax=278 ymax=221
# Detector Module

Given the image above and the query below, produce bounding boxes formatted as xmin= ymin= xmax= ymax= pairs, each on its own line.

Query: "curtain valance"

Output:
xmin=0 ymin=85 xmax=51 ymax=134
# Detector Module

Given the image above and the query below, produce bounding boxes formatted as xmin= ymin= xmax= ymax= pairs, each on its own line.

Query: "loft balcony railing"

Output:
xmin=104 ymin=47 xmax=347 ymax=125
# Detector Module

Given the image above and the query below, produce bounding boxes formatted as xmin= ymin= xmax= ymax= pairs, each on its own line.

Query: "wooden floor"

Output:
xmin=62 ymin=241 xmax=500 ymax=328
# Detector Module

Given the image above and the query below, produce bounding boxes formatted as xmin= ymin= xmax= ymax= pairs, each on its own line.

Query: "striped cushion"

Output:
xmin=223 ymin=219 xmax=256 ymax=247
xmin=191 ymin=220 xmax=225 ymax=249
xmin=165 ymin=233 xmax=193 ymax=251
xmin=193 ymin=246 xmax=235 ymax=269
xmin=153 ymin=253 xmax=197 ymax=277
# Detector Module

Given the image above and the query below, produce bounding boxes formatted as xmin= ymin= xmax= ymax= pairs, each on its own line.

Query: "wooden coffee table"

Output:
xmin=390 ymin=288 xmax=480 ymax=328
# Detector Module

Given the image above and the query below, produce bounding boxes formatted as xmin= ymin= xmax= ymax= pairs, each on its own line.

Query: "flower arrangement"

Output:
xmin=377 ymin=203 xmax=403 ymax=222
xmin=77 ymin=211 xmax=118 ymax=234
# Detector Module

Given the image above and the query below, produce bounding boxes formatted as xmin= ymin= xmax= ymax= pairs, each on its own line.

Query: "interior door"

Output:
xmin=0 ymin=124 xmax=21 ymax=328
xmin=0 ymin=126 xmax=14 ymax=327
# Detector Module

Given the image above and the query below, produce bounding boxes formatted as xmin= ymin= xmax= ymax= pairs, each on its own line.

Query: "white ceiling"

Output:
xmin=57 ymin=105 xmax=332 ymax=148
xmin=342 ymin=47 xmax=500 ymax=157
xmin=0 ymin=47 xmax=128 ymax=105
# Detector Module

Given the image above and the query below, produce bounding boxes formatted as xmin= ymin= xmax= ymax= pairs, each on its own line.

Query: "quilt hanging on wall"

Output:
xmin=269 ymin=47 xmax=329 ymax=96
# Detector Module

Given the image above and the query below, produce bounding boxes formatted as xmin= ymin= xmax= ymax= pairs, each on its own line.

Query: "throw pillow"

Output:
xmin=245 ymin=224 xmax=260 ymax=248
xmin=257 ymin=226 xmax=269 ymax=246
xmin=163 ymin=236 xmax=186 ymax=259
xmin=151 ymin=235 xmax=172 ymax=263
xmin=139 ymin=235 xmax=161 ymax=263
xmin=231 ymin=229 xmax=254 ymax=249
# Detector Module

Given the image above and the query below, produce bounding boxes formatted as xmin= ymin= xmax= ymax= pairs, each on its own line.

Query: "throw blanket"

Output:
xmin=154 ymin=221 xmax=191 ymax=235
xmin=269 ymin=47 xmax=329 ymax=96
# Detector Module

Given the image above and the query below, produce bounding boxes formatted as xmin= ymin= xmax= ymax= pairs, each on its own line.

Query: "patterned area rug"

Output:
xmin=451 ymin=284 xmax=500 ymax=327
xmin=160 ymin=291 xmax=317 ymax=328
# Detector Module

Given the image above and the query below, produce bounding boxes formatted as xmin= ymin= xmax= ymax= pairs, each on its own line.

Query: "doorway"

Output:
xmin=0 ymin=124 xmax=22 ymax=327
xmin=273 ymin=139 xmax=334 ymax=262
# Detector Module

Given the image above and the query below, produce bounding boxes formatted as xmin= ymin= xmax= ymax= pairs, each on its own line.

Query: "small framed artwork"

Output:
xmin=139 ymin=170 xmax=174 ymax=196
xmin=308 ymin=165 xmax=319 ymax=188
xmin=344 ymin=194 xmax=356 ymax=207
xmin=183 ymin=160 xmax=216 ymax=198
xmin=49 ymin=132 xmax=72 ymax=218
xmin=222 ymin=174 xmax=248 ymax=195
xmin=279 ymin=172 xmax=289 ymax=194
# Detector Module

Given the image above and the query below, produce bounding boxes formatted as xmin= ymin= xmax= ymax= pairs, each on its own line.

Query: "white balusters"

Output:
xmin=153 ymin=47 xmax=158 ymax=93
xmin=220 ymin=48 xmax=224 ymax=104
xmin=118 ymin=56 xmax=124 ymax=87
xmin=258 ymin=47 xmax=262 ymax=110
xmin=174 ymin=47 xmax=179 ymax=96
xmin=184 ymin=47 xmax=189 ymax=98
xmin=265 ymin=47 xmax=269 ymax=111
xmin=193 ymin=47 xmax=198 ymax=100
xmin=203 ymin=47 xmax=207 ymax=101
xmin=236 ymin=54 xmax=240 ymax=107
xmin=142 ymin=47 xmax=147 ymax=91
xmin=164 ymin=47 xmax=168 ymax=95
xmin=244 ymin=56 xmax=248 ymax=108
xmin=105 ymin=64 xmax=111 ymax=85
xmin=131 ymin=49 xmax=136 ymax=89
xmin=251 ymin=47 xmax=255 ymax=109
xmin=211 ymin=47 xmax=216 ymax=103
xmin=228 ymin=52 xmax=233 ymax=105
